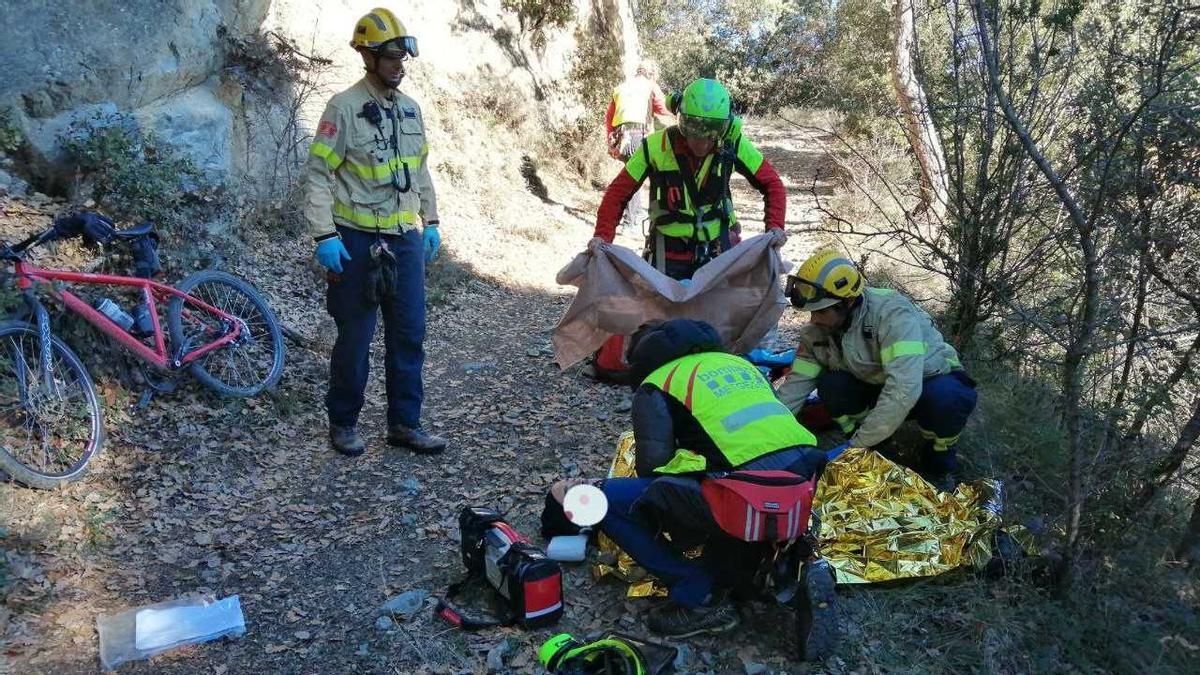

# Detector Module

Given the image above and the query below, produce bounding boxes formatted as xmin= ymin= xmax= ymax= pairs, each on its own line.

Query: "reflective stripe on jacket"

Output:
xmin=643 ymin=352 xmax=817 ymax=473
xmin=304 ymin=78 xmax=439 ymax=239
xmin=622 ymin=127 xmax=766 ymax=241
xmin=775 ymin=288 xmax=963 ymax=447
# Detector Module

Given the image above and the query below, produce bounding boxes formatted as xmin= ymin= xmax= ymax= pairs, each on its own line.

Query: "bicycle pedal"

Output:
xmin=132 ymin=389 xmax=156 ymax=412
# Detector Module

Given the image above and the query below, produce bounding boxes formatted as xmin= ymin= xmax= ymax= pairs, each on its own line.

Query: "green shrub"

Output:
xmin=58 ymin=112 xmax=226 ymax=234
xmin=501 ymin=0 xmax=576 ymax=49
xmin=0 ymin=108 xmax=21 ymax=154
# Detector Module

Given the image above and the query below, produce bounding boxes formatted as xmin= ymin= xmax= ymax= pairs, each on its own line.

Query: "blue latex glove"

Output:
xmin=315 ymin=237 xmax=351 ymax=273
xmin=826 ymin=442 xmax=851 ymax=461
xmin=423 ymin=225 xmax=441 ymax=262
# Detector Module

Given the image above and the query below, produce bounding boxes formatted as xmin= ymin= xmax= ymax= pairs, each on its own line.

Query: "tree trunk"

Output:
xmin=1178 ymin=492 xmax=1200 ymax=567
xmin=892 ymin=0 xmax=950 ymax=221
xmin=1127 ymin=396 xmax=1200 ymax=513
xmin=973 ymin=0 xmax=1098 ymax=590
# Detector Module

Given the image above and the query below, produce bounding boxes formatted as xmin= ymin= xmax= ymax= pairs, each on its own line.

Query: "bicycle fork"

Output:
xmin=27 ymin=290 xmax=56 ymax=398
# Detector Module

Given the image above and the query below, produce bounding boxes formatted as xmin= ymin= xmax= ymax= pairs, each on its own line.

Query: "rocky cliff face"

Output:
xmin=0 ymin=0 xmax=638 ymax=202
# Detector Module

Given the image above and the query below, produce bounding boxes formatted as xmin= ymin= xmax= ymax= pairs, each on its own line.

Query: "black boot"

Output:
xmin=329 ymin=425 xmax=366 ymax=457
xmin=646 ymin=598 xmax=740 ymax=638
xmin=796 ymin=558 xmax=840 ymax=661
xmin=387 ymin=425 xmax=447 ymax=454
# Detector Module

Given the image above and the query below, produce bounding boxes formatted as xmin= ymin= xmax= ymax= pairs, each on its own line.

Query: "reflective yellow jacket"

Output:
xmin=304 ymin=78 xmax=438 ymax=239
xmin=775 ymin=288 xmax=962 ymax=447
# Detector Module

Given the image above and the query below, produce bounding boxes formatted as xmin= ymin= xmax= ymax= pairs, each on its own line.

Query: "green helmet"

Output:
xmin=680 ymin=79 xmax=731 ymax=119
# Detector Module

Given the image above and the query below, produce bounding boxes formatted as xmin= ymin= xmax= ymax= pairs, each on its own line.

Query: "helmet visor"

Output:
xmin=785 ymin=275 xmax=836 ymax=309
xmin=377 ymin=35 xmax=418 ymax=58
xmin=679 ymin=114 xmax=727 ymax=141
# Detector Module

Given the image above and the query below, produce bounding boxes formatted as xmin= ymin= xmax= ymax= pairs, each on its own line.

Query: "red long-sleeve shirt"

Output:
xmin=594 ymin=130 xmax=787 ymax=243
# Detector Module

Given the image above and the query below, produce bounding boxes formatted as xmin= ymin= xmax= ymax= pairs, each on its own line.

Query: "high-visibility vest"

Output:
xmin=624 ymin=127 xmax=764 ymax=241
xmin=611 ymin=76 xmax=655 ymax=127
xmin=642 ymin=352 xmax=816 ymax=474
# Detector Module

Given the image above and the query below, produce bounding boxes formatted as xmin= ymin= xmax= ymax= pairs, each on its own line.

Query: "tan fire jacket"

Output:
xmin=304 ymin=78 xmax=439 ymax=239
xmin=776 ymin=288 xmax=963 ymax=447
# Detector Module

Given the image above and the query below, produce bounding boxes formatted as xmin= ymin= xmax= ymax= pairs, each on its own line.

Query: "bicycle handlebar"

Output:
xmin=0 ymin=227 xmax=59 ymax=261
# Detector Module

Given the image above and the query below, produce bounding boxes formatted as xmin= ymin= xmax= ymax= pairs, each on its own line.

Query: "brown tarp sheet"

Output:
xmin=552 ymin=233 xmax=787 ymax=369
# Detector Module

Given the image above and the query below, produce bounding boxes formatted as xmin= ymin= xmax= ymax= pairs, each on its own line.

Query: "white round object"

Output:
xmin=562 ymin=484 xmax=608 ymax=527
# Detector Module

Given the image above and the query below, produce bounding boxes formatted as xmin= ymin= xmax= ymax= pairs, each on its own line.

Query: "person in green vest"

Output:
xmin=598 ymin=319 xmax=829 ymax=638
xmin=588 ymin=78 xmax=788 ymax=280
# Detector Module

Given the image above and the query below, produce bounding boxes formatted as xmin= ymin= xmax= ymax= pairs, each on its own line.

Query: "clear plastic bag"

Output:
xmin=96 ymin=593 xmax=245 ymax=670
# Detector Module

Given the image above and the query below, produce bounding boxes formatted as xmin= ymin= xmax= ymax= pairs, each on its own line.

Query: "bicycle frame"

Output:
xmin=12 ymin=261 xmax=242 ymax=370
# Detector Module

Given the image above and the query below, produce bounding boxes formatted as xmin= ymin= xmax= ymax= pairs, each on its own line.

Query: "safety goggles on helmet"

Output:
xmin=678 ymin=113 xmax=728 ymax=141
xmin=375 ymin=35 xmax=419 ymax=59
xmin=785 ymin=274 xmax=840 ymax=309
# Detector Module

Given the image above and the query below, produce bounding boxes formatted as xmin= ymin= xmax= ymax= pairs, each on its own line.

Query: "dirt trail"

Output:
xmin=0 ymin=120 xmax=840 ymax=674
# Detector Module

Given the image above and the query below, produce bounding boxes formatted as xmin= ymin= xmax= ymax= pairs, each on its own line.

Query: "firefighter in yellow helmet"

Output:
xmin=304 ymin=8 xmax=445 ymax=457
xmin=776 ymin=250 xmax=978 ymax=490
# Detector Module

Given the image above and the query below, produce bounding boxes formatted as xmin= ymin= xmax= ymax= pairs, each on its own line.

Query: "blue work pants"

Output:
xmin=817 ymin=369 xmax=977 ymax=473
xmin=325 ymin=226 xmax=425 ymax=429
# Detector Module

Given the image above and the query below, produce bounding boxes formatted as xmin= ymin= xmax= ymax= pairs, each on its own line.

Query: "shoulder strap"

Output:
xmin=433 ymin=575 xmax=516 ymax=630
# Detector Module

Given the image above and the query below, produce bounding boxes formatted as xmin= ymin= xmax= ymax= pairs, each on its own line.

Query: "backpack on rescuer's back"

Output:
xmin=434 ymin=506 xmax=564 ymax=630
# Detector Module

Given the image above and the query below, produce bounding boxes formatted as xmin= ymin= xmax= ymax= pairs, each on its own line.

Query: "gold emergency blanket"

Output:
xmin=814 ymin=446 xmax=1005 ymax=583
xmin=592 ymin=434 xmax=1016 ymax=593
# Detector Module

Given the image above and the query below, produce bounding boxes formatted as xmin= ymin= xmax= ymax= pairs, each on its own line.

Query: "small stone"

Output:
xmin=594 ymin=411 xmax=610 ymax=421
xmin=743 ymin=662 xmax=768 ymax=675
xmin=400 ymin=478 xmax=421 ymax=495
xmin=379 ymin=589 xmax=428 ymax=617
xmin=486 ymin=639 xmax=513 ymax=672
xmin=463 ymin=361 xmax=497 ymax=374
xmin=615 ymin=396 xmax=632 ymax=413
xmin=400 ymin=514 xmax=417 ymax=528
xmin=673 ymin=644 xmax=693 ymax=669
xmin=525 ymin=347 xmax=541 ymax=357
xmin=701 ymin=651 xmax=716 ymax=666
xmin=356 ymin=643 xmax=369 ymax=656
xmin=293 ymin=630 xmax=311 ymax=641
xmin=374 ymin=615 xmax=395 ymax=631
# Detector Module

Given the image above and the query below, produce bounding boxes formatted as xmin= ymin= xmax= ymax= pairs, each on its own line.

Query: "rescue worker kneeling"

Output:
xmin=777 ymin=250 xmax=978 ymax=491
xmin=599 ymin=319 xmax=826 ymax=638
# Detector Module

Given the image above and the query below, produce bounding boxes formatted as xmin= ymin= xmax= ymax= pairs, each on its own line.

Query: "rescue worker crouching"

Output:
xmin=305 ymin=7 xmax=446 ymax=457
xmin=776 ymin=251 xmax=979 ymax=491
xmin=599 ymin=319 xmax=827 ymax=638
xmin=588 ymin=78 xmax=787 ymax=281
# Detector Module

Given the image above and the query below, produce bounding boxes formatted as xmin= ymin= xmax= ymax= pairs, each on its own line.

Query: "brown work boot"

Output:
xmin=387 ymin=425 xmax=447 ymax=454
xmin=329 ymin=425 xmax=366 ymax=457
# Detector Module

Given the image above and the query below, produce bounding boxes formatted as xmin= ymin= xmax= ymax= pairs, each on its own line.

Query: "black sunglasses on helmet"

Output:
xmin=785 ymin=274 xmax=838 ymax=308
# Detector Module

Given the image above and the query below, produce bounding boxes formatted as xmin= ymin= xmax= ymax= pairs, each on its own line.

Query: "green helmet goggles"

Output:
xmin=678 ymin=113 xmax=729 ymax=141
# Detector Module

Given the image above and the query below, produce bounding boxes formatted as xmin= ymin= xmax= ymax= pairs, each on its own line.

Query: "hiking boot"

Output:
xmin=330 ymin=425 xmax=365 ymax=457
xmin=387 ymin=425 xmax=447 ymax=454
xmin=796 ymin=558 xmax=841 ymax=661
xmin=646 ymin=599 xmax=740 ymax=638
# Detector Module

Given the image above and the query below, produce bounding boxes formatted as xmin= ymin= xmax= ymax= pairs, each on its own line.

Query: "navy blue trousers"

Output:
xmin=325 ymin=226 xmax=425 ymax=429
xmin=601 ymin=477 xmax=767 ymax=608
xmin=817 ymin=369 xmax=977 ymax=473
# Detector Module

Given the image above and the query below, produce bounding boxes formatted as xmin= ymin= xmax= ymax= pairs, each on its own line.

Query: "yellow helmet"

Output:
xmin=786 ymin=249 xmax=864 ymax=311
xmin=351 ymin=8 xmax=418 ymax=57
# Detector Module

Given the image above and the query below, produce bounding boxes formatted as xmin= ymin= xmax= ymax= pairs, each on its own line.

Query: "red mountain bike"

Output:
xmin=0 ymin=216 xmax=285 ymax=488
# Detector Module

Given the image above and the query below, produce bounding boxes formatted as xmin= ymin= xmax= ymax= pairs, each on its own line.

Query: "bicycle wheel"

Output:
xmin=0 ymin=321 xmax=104 ymax=489
xmin=167 ymin=270 xmax=285 ymax=397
